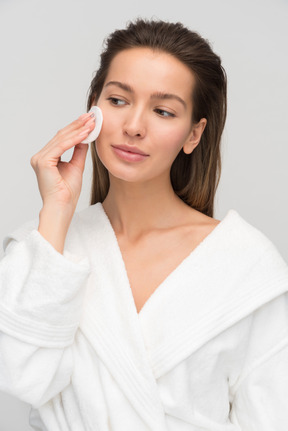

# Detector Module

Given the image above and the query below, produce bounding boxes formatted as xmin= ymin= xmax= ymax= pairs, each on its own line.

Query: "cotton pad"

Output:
xmin=81 ymin=106 xmax=103 ymax=143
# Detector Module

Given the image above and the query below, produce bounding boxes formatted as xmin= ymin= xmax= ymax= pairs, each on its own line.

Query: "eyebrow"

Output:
xmin=104 ymin=81 xmax=187 ymax=109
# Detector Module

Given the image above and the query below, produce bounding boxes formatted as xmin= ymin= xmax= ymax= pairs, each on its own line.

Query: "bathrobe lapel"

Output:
xmin=138 ymin=209 xmax=288 ymax=379
xmin=77 ymin=204 xmax=167 ymax=430
xmin=76 ymin=204 xmax=288 ymax=428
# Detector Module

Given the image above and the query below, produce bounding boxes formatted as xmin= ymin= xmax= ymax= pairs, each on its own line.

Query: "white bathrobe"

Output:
xmin=0 ymin=203 xmax=287 ymax=431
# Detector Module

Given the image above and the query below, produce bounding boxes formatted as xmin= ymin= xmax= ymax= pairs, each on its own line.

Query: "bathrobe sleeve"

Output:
xmin=0 ymin=228 xmax=90 ymax=408
xmin=230 ymin=293 xmax=288 ymax=430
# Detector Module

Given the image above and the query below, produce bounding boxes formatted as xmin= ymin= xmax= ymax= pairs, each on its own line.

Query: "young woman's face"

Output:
xmin=96 ymin=47 xmax=204 ymax=184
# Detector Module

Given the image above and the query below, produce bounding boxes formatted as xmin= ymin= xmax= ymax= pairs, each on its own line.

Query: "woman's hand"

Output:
xmin=31 ymin=112 xmax=96 ymax=253
xmin=31 ymin=112 xmax=95 ymax=211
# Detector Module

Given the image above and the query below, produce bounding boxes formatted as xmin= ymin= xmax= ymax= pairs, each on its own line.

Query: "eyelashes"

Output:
xmin=107 ymin=97 xmax=126 ymax=106
xmin=106 ymin=97 xmax=176 ymax=118
xmin=154 ymin=109 xmax=175 ymax=118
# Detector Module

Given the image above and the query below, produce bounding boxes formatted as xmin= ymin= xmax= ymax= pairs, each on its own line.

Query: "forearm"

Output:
xmin=0 ymin=228 xmax=90 ymax=405
xmin=38 ymin=204 xmax=75 ymax=254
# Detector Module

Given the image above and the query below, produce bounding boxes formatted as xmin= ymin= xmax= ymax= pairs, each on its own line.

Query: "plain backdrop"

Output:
xmin=0 ymin=0 xmax=287 ymax=429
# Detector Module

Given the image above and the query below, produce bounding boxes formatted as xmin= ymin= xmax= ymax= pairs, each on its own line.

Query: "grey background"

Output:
xmin=0 ymin=0 xmax=287 ymax=429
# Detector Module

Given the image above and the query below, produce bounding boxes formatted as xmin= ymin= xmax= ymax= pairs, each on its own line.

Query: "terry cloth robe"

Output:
xmin=0 ymin=203 xmax=288 ymax=431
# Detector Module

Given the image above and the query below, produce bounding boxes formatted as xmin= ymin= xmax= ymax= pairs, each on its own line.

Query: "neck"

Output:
xmin=102 ymin=174 xmax=188 ymax=241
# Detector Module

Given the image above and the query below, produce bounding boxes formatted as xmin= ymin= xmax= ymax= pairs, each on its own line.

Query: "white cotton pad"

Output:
xmin=81 ymin=106 xmax=103 ymax=143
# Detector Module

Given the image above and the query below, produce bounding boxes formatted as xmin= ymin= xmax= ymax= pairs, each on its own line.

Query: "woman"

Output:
xmin=0 ymin=19 xmax=287 ymax=431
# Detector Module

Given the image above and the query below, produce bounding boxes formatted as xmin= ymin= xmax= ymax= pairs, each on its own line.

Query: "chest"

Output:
xmin=116 ymin=226 xmax=215 ymax=313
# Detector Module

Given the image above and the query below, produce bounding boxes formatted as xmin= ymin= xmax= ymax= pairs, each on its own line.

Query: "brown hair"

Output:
xmin=87 ymin=19 xmax=227 ymax=217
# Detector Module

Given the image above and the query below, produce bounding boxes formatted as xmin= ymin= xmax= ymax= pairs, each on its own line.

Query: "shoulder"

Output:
xmin=187 ymin=207 xmax=286 ymax=266
xmin=220 ymin=210 xmax=288 ymax=283
xmin=218 ymin=209 xmax=288 ymax=300
xmin=215 ymin=209 xmax=286 ymax=261
xmin=182 ymin=206 xmax=276 ymax=255
xmin=187 ymin=209 xmax=288 ymax=307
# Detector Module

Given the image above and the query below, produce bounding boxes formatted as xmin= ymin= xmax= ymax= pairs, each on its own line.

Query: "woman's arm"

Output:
xmin=229 ymin=294 xmax=288 ymax=430
xmin=0 ymin=229 xmax=90 ymax=407
xmin=230 ymin=339 xmax=288 ymax=430
xmin=31 ymin=111 xmax=95 ymax=253
xmin=0 ymin=112 xmax=95 ymax=406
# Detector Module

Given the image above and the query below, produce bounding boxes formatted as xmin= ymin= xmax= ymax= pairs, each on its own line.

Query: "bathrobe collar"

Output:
xmin=76 ymin=203 xmax=288 ymax=429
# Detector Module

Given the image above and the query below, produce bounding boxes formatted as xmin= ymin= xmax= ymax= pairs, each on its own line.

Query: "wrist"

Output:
xmin=38 ymin=205 xmax=75 ymax=254
xmin=39 ymin=202 xmax=75 ymax=220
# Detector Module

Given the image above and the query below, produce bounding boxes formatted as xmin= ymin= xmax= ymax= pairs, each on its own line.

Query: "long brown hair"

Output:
xmin=86 ymin=19 xmax=227 ymax=217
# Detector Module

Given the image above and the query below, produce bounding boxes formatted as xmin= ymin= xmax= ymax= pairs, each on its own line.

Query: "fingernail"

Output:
xmin=90 ymin=112 xmax=95 ymax=118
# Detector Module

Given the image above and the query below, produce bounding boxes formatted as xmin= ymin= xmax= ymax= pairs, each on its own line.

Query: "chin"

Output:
xmin=108 ymin=167 xmax=149 ymax=184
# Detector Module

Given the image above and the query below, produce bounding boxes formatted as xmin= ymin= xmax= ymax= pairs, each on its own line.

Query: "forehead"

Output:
xmin=104 ymin=47 xmax=195 ymax=101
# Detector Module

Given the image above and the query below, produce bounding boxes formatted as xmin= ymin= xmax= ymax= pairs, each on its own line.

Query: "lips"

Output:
xmin=111 ymin=145 xmax=149 ymax=156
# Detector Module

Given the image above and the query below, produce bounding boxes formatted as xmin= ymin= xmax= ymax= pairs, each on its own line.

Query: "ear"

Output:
xmin=183 ymin=118 xmax=207 ymax=155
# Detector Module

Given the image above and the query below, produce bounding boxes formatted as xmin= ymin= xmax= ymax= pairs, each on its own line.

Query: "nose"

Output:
xmin=123 ymin=108 xmax=146 ymax=138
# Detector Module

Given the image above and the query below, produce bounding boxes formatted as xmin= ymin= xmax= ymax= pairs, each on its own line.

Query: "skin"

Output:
xmin=32 ymin=47 xmax=220 ymax=312
xmin=32 ymin=114 xmax=95 ymax=252
xmin=96 ymin=48 xmax=211 ymax=236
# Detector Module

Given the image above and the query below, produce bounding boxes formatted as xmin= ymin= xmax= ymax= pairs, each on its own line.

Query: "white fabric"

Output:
xmin=0 ymin=203 xmax=287 ymax=431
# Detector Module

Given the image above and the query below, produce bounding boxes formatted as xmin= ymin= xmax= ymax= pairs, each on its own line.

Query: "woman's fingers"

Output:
xmin=37 ymin=112 xmax=94 ymax=152
xmin=32 ymin=116 xmax=95 ymax=165
xmin=47 ymin=119 xmax=94 ymax=158
xmin=69 ymin=143 xmax=89 ymax=173
xmin=31 ymin=112 xmax=97 ymax=251
xmin=58 ymin=112 xmax=95 ymax=136
xmin=30 ymin=112 xmax=96 ymax=209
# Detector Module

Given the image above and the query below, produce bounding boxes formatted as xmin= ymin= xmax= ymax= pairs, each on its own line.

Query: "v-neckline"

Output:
xmin=97 ymin=203 xmax=234 ymax=316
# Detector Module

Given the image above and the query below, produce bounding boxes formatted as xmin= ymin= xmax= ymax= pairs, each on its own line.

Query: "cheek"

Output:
xmin=155 ymin=126 xmax=189 ymax=159
xmin=98 ymin=107 xmax=120 ymax=139
xmin=94 ymin=109 xmax=120 ymax=156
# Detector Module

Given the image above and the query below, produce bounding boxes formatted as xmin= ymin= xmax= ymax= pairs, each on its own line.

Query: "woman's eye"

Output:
xmin=155 ymin=109 xmax=175 ymax=118
xmin=107 ymin=97 xmax=126 ymax=106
